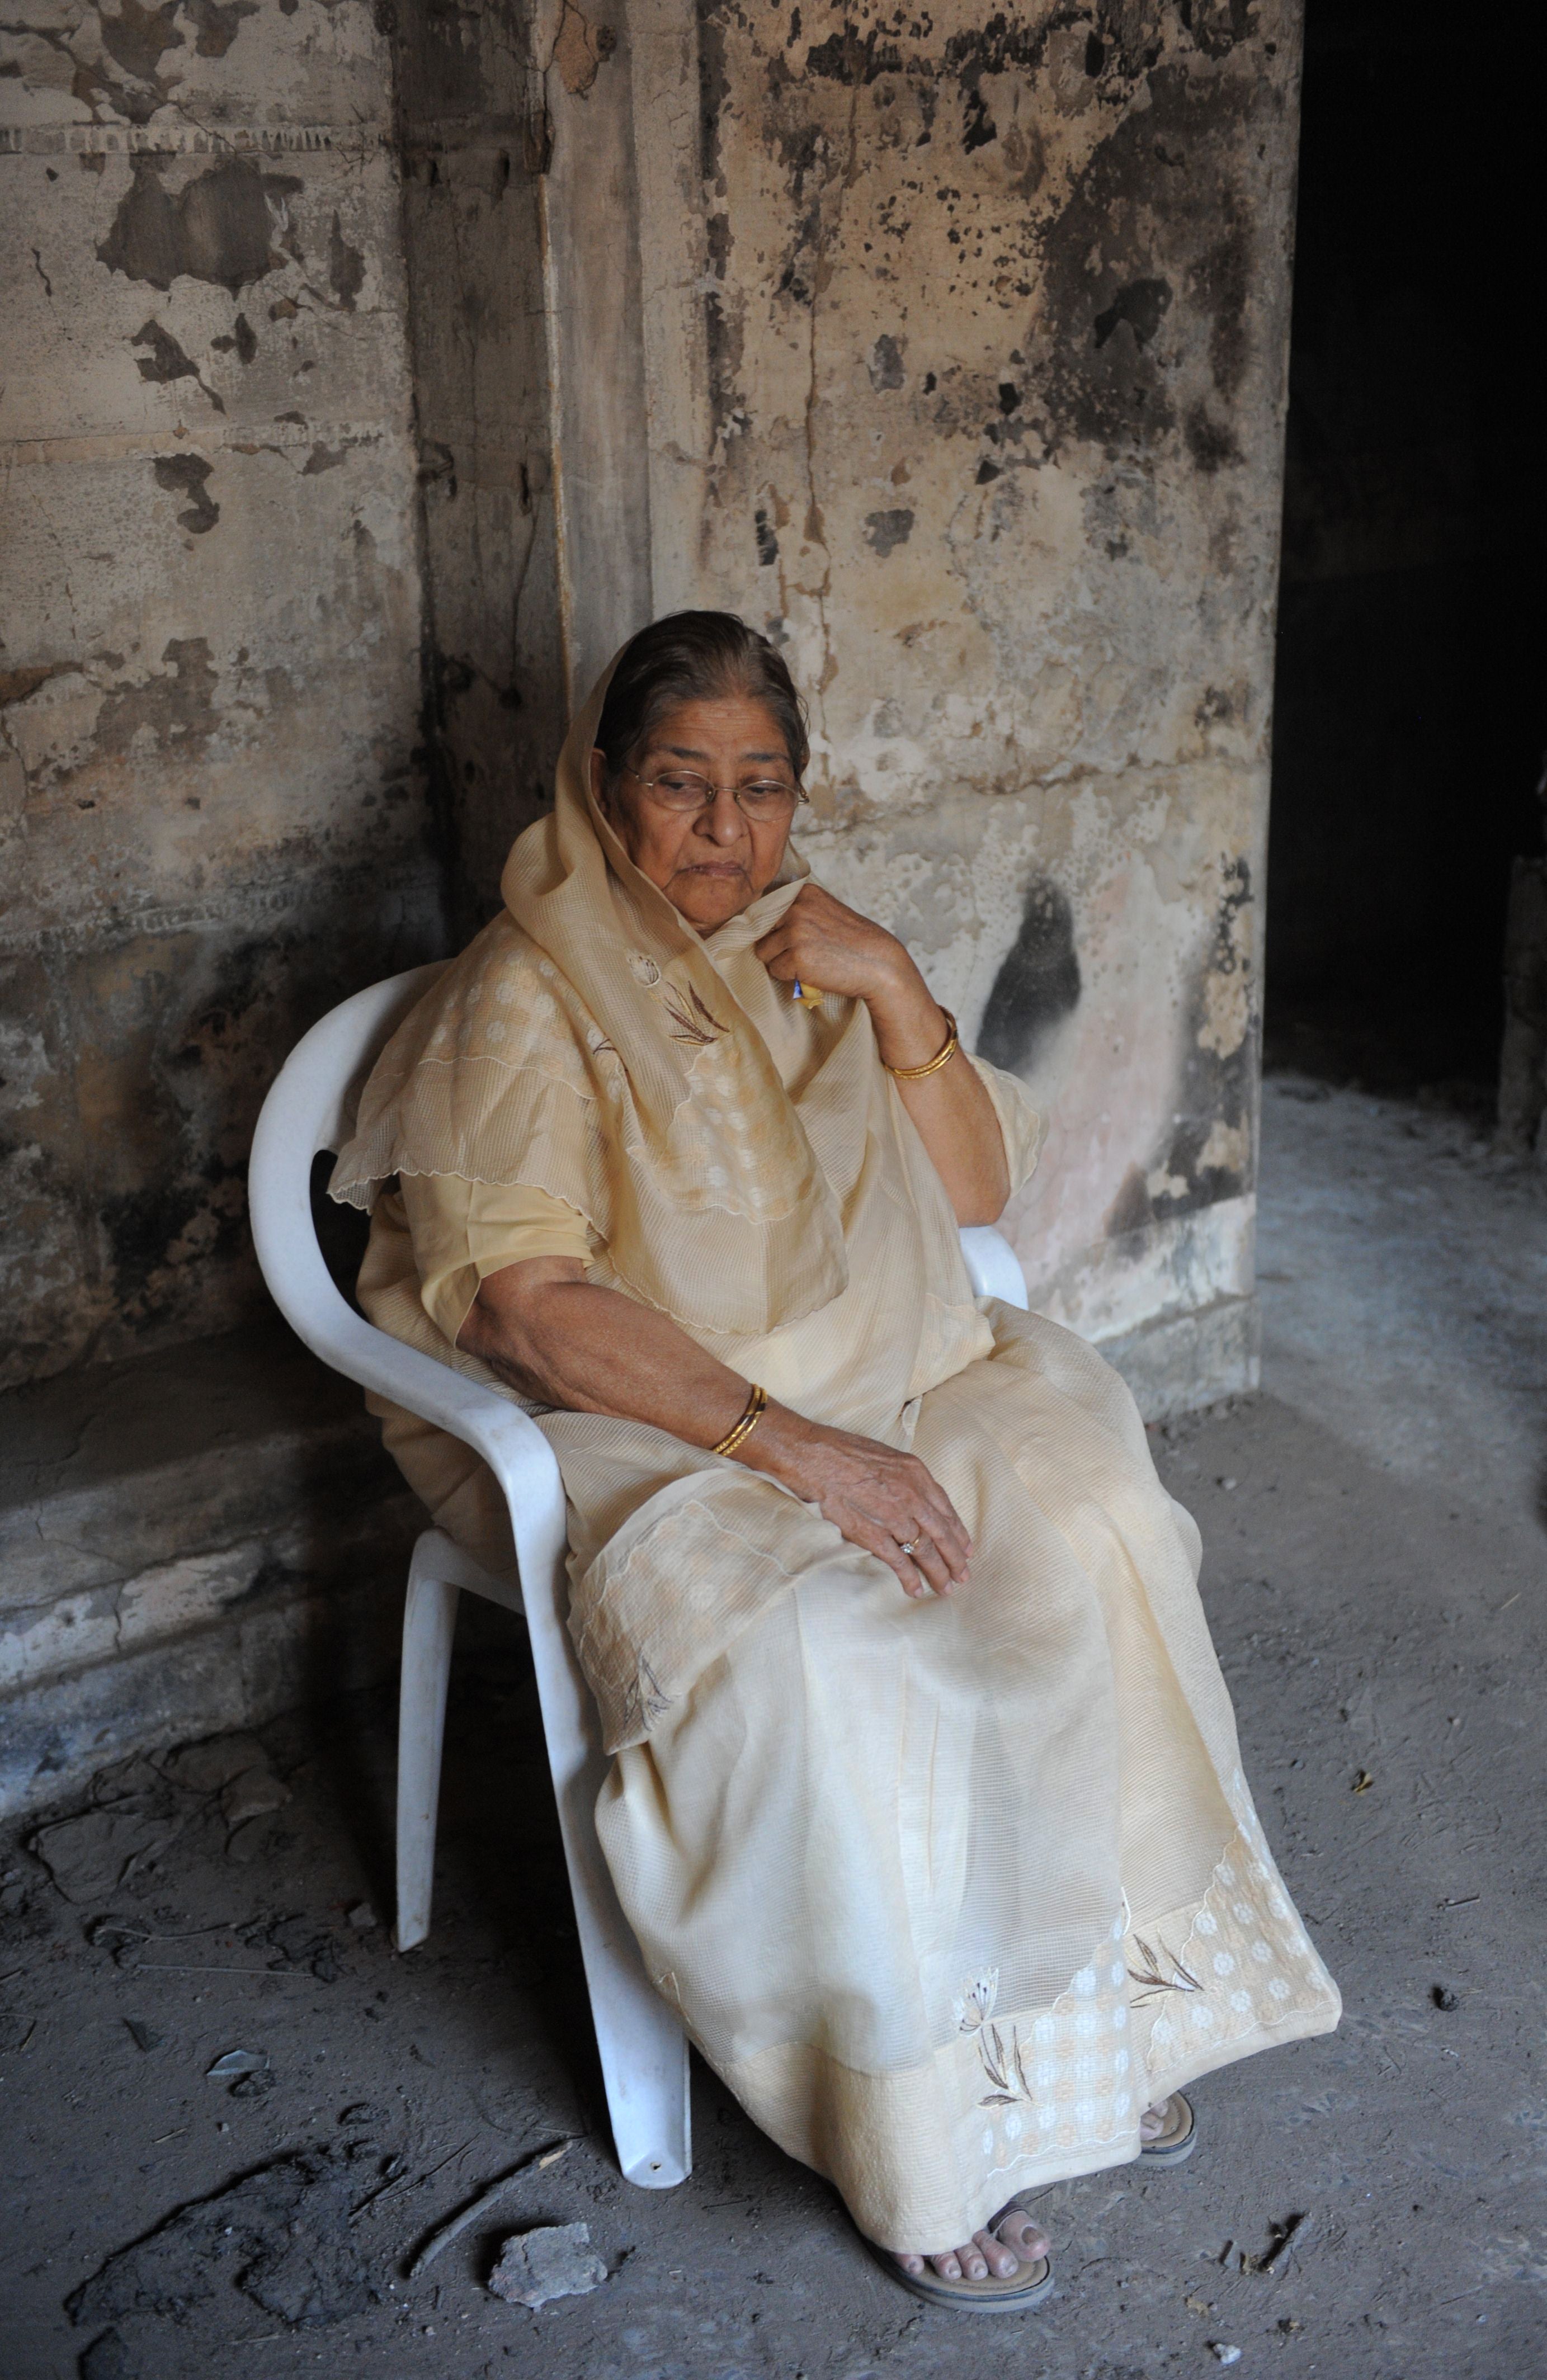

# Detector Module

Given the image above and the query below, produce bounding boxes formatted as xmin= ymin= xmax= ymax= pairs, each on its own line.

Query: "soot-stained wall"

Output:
xmin=1 ymin=3 xmax=446 ymax=1391
xmin=629 ymin=0 xmax=1301 ymax=1381
xmin=392 ymin=0 xmax=571 ymax=942
xmin=3 ymin=0 xmax=1304 ymax=1415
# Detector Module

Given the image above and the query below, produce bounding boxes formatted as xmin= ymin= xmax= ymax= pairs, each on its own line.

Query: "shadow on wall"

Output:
xmin=976 ymin=877 xmax=1082 ymax=1075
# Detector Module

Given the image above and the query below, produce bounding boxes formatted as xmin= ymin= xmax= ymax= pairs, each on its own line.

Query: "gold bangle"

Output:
xmin=883 ymin=1008 xmax=959 ymax=1081
xmin=711 ymin=1382 xmax=767 ymax=1458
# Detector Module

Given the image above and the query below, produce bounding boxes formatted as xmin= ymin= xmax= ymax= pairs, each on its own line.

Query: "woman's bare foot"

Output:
xmin=894 ymin=2206 xmax=1050 ymax=2284
xmin=894 ymin=2103 xmax=1176 ymax=2280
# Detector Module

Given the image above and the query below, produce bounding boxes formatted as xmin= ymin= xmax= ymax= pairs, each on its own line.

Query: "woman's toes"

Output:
xmin=893 ymin=2221 xmax=1048 ymax=2287
xmin=993 ymin=2210 xmax=1050 ymax=2265
xmin=973 ymin=2227 xmax=1020 ymax=2278
xmin=1140 ymin=2098 xmax=1169 ymax=2140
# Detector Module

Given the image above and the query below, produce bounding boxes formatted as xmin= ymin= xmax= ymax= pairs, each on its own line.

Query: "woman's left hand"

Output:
xmin=754 ymin=884 xmax=918 ymax=1010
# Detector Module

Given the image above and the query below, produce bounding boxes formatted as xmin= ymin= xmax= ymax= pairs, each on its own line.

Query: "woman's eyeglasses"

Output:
xmin=623 ymin=766 xmax=807 ymax=821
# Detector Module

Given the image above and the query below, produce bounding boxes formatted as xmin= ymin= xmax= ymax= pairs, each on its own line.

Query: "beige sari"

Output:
xmin=332 ymin=669 xmax=1340 ymax=2252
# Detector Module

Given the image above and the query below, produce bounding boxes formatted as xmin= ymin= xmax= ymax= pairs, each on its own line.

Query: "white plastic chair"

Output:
xmin=248 ymin=965 xmax=1029 ymax=2191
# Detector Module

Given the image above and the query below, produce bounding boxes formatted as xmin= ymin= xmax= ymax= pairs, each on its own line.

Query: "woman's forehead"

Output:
xmin=641 ymin=692 xmax=789 ymax=756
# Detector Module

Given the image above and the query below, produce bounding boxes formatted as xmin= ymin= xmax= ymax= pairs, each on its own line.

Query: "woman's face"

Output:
xmin=592 ymin=695 xmax=799 ymax=934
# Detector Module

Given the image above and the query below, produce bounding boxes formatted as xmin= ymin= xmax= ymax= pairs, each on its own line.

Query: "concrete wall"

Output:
xmin=1 ymin=0 xmax=1304 ymax=1813
xmin=3 ymin=0 xmax=1301 ymax=1408
xmin=0 ymin=0 xmax=447 ymax=1394
xmin=615 ymin=0 xmax=1300 ymax=1405
xmin=407 ymin=0 xmax=1303 ymax=1406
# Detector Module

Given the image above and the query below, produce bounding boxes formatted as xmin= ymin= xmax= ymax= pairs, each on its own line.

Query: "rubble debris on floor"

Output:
xmin=487 ymin=2224 xmax=609 ymax=2311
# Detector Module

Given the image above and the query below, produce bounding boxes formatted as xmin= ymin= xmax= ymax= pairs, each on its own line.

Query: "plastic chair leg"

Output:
xmin=394 ymin=1532 xmax=463 ymax=1953
xmin=511 ymin=1529 xmax=692 ymax=2187
xmin=551 ymin=1783 xmax=694 ymax=2188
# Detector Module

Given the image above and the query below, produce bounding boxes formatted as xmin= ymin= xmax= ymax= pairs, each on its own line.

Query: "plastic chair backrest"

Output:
xmin=248 ymin=965 xmax=558 ymax=1495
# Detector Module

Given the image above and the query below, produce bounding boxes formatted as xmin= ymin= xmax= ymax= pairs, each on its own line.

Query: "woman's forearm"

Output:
xmin=750 ymin=884 xmax=1010 ymax=1224
xmin=458 ymin=1256 xmax=973 ymax=1596
xmin=866 ymin=971 xmax=1011 ymax=1226
xmin=461 ymin=1258 xmax=845 ymax=1486
xmin=458 ymin=1257 xmax=762 ymax=1448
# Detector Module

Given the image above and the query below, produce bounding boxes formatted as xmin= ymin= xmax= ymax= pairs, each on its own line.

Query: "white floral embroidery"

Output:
xmin=952 ymin=1970 xmax=999 ymax=2034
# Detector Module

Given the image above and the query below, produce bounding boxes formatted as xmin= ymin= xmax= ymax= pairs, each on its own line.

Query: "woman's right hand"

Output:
xmin=748 ymin=1413 xmax=971 ymax=1599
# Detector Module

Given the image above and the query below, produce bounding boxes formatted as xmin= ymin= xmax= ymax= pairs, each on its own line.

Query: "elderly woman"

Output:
xmin=331 ymin=612 xmax=1338 ymax=2312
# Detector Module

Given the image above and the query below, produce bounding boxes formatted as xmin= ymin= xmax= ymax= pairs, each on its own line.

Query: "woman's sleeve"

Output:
xmin=398 ymin=1173 xmax=598 ymax=1349
xmin=965 ymin=1053 xmax=1044 ymax=1197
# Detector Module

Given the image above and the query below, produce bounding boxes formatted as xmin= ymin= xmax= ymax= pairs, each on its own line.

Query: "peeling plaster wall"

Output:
xmin=394 ymin=0 xmax=1302 ymax=1389
xmin=0 ymin=0 xmax=1303 ymax=1797
xmin=615 ymin=0 xmax=1302 ymax=1381
xmin=2 ymin=0 xmax=1303 ymax=1414
xmin=392 ymin=0 xmax=568 ymax=936
xmin=0 ymin=2 xmax=446 ymax=1392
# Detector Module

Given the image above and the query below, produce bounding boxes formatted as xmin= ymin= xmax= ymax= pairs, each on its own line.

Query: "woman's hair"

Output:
xmin=594 ymin=612 xmax=809 ymax=785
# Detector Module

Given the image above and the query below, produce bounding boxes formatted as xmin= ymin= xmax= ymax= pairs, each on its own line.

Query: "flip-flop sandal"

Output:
xmin=864 ymin=2204 xmax=1054 ymax=2315
xmin=1140 ymin=2090 xmax=1196 ymax=2165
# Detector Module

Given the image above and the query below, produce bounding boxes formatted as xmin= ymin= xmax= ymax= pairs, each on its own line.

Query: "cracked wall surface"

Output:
xmin=1 ymin=0 xmax=447 ymax=1390
xmin=390 ymin=0 xmax=572 ymax=940
xmin=625 ymin=0 xmax=1301 ymax=1371
xmin=3 ymin=0 xmax=1303 ymax=1409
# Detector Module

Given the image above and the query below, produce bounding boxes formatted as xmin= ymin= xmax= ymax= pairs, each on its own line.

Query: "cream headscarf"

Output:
xmin=329 ymin=653 xmax=851 ymax=1335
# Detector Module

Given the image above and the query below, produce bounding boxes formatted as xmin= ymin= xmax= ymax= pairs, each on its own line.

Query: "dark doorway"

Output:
xmin=1266 ymin=2 xmax=1547 ymax=1117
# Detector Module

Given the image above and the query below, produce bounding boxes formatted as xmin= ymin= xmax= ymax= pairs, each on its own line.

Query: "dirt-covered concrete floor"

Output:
xmin=3 ymin=1079 xmax=1544 ymax=2380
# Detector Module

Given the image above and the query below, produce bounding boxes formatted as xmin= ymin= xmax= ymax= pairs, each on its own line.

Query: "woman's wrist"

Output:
xmin=866 ymin=958 xmax=950 ymax=1072
xmin=728 ymin=1397 xmax=817 ymax=1484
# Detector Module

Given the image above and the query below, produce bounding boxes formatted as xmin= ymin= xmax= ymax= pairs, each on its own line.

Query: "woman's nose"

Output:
xmin=697 ymin=788 xmax=747 ymax=846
